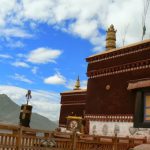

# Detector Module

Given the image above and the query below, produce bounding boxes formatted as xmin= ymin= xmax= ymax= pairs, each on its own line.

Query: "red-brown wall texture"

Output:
xmin=59 ymin=91 xmax=86 ymax=126
xmin=86 ymin=40 xmax=150 ymax=115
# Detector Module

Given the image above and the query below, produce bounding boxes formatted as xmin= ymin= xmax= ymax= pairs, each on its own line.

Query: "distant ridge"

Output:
xmin=0 ymin=94 xmax=57 ymax=130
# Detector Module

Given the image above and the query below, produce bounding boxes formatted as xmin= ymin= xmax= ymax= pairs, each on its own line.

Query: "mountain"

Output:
xmin=0 ymin=94 xmax=57 ymax=130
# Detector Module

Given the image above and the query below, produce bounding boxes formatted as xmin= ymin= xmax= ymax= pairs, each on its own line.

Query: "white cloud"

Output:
xmin=65 ymin=79 xmax=76 ymax=90
xmin=31 ymin=66 xmax=38 ymax=74
xmin=30 ymin=22 xmax=37 ymax=29
xmin=27 ymin=47 xmax=62 ymax=64
xmin=0 ymin=0 xmax=17 ymax=27
xmin=44 ymin=72 xmax=66 ymax=85
xmin=0 ymin=27 xmax=32 ymax=38
xmin=11 ymin=73 xmax=33 ymax=84
xmin=6 ymin=40 xmax=24 ymax=48
xmin=0 ymin=54 xmax=12 ymax=59
xmin=17 ymin=53 xmax=26 ymax=58
xmin=12 ymin=61 xmax=30 ymax=68
xmin=0 ymin=0 xmax=32 ymax=38
xmin=22 ymin=0 xmax=55 ymax=22
xmin=81 ymin=80 xmax=87 ymax=89
xmin=20 ymin=0 xmax=150 ymax=51
xmin=0 ymin=85 xmax=26 ymax=103
xmin=0 ymin=85 xmax=60 ymax=121
xmin=69 ymin=19 xmax=99 ymax=39
xmin=0 ymin=0 xmax=150 ymax=51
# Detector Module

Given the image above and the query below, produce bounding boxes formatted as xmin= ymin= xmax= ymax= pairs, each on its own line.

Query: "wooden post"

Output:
xmin=72 ymin=130 xmax=77 ymax=150
xmin=112 ymin=134 xmax=118 ymax=150
xmin=143 ymin=136 xmax=147 ymax=143
xmin=16 ymin=126 xmax=22 ymax=150
xmin=129 ymin=138 xmax=134 ymax=149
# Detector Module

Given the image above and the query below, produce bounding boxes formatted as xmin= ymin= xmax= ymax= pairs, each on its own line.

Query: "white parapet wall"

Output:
xmin=89 ymin=121 xmax=150 ymax=138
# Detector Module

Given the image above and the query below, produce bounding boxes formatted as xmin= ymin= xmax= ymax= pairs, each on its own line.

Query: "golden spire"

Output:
xmin=74 ymin=76 xmax=80 ymax=90
xmin=106 ymin=24 xmax=117 ymax=50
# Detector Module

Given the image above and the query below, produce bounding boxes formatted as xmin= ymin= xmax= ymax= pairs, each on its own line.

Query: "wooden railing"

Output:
xmin=0 ymin=123 xmax=149 ymax=150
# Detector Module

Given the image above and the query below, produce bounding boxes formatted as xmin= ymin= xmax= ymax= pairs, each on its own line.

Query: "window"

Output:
xmin=144 ymin=93 xmax=150 ymax=122
xmin=134 ymin=89 xmax=150 ymax=128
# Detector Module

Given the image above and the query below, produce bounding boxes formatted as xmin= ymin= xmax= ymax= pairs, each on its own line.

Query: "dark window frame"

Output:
xmin=134 ymin=88 xmax=150 ymax=128
xmin=144 ymin=92 xmax=150 ymax=122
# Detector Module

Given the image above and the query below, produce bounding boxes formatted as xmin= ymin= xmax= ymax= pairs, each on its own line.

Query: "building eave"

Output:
xmin=86 ymin=39 xmax=150 ymax=62
xmin=60 ymin=89 xmax=87 ymax=95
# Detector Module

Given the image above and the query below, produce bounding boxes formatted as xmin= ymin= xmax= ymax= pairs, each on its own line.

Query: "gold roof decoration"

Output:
xmin=66 ymin=116 xmax=82 ymax=120
xmin=106 ymin=24 xmax=117 ymax=50
xmin=74 ymin=76 xmax=80 ymax=90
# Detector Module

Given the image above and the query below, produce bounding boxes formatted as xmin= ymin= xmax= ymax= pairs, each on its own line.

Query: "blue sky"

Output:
xmin=0 ymin=0 xmax=149 ymax=121
xmin=0 ymin=23 xmax=92 ymax=92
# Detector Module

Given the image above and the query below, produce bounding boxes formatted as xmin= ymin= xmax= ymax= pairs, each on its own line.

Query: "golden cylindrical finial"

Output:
xmin=74 ymin=76 xmax=80 ymax=90
xmin=106 ymin=24 xmax=116 ymax=50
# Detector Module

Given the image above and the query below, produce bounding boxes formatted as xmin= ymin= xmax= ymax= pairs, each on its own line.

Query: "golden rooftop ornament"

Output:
xmin=74 ymin=76 xmax=80 ymax=90
xmin=106 ymin=24 xmax=117 ymax=50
